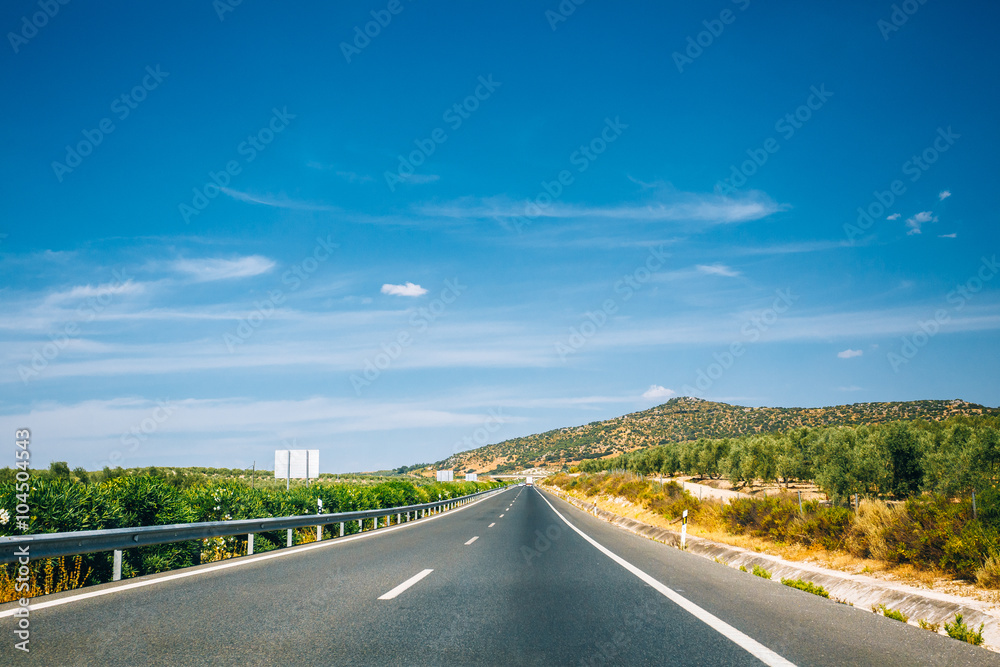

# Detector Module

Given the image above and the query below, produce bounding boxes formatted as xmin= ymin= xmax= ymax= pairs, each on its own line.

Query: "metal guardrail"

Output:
xmin=0 ymin=486 xmax=506 ymax=565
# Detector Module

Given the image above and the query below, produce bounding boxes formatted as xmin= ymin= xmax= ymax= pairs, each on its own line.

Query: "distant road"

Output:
xmin=2 ymin=486 xmax=995 ymax=665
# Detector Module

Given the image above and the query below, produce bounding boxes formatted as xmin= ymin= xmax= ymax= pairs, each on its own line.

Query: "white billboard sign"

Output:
xmin=275 ymin=449 xmax=320 ymax=480
xmin=436 ymin=469 xmax=454 ymax=482
xmin=465 ymin=473 xmax=478 ymax=482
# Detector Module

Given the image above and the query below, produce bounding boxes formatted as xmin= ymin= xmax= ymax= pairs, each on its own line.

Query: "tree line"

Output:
xmin=578 ymin=415 xmax=1000 ymax=502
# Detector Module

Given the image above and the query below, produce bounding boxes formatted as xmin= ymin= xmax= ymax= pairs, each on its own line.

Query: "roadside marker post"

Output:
xmin=113 ymin=550 xmax=122 ymax=581
xmin=248 ymin=534 xmax=254 ymax=555
xmin=681 ymin=510 xmax=688 ymax=550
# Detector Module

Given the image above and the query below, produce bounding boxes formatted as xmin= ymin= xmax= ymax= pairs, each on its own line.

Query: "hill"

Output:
xmin=439 ymin=397 xmax=999 ymax=474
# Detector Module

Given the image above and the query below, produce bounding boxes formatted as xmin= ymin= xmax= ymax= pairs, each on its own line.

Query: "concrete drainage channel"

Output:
xmin=542 ymin=485 xmax=1000 ymax=652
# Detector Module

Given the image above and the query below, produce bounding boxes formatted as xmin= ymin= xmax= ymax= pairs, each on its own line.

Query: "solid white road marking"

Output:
xmin=536 ymin=490 xmax=796 ymax=667
xmin=488 ymin=522 xmax=496 ymax=527
xmin=0 ymin=486 xmax=515 ymax=618
xmin=379 ymin=569 xmax=434 ymax=600
xmin=465 ymin=536 xmax=479 ymax=545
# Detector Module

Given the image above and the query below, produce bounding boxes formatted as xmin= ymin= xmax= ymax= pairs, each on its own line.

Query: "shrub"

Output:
xmin=876 ymin=603 xmax=908 ymax=623
xmin=944 ymin=613 xmax=984 ymax=645
xmin=752 ymin=565 xmax=772 ymax=579
xmin=975 ymin=555 xmax=1000 ymax=588
xmin=780 ymin=578 xmax=830 ymax=598
xmin=918 ymin=619 xmax=940 ymax=632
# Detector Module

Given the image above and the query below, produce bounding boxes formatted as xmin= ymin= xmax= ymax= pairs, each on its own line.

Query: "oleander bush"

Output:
xmin=0 ymin=473 xmax=502 ymax=600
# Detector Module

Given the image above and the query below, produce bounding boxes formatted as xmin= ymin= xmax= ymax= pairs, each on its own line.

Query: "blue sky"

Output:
xmin=2 ymin=1 xmax=998 ymax=472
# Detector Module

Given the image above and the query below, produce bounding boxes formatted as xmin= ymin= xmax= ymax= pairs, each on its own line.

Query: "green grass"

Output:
xmin=780 ymin=578 xmax=830 ymax=598
xmin=874 ymin=603 xmax=908 ymax=623
xmin=944 ymin=613 xmax=984 ymax=646
xmin=751 ymin=564 xmax=772 ymax=579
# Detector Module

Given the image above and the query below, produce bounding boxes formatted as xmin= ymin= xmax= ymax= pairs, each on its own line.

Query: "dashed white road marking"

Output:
xmin=499 ymin=514 xmax=505 ymax=518
xmin=0 ymin=487 xmax=512 ymax=618
xmin=465 ymin=536 xmax=479 ymax=545
xmin=378 ymin=569 xmax=434 ymax=600
xmin=488 ymin=522 xmax=496 ymax=527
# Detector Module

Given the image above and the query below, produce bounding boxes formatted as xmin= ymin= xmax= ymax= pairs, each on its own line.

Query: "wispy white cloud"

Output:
xmin=417 ymin=190 xmax=784 ymax=225
xmin=939 ymin=233 xmax=957 ymax=238
xmin=642 ymin=385 xmax=676 ymax=399
xmin=696 ymin=263 xmax=741 ymax=278
xmin=887 ymin=213 xmax=901 ymax=221
xmin=220 ymin=187 xmax=340 ymax=212
xmin=939 ymin=190 xmax=952 ymax=200
xmin=905 ymin=210 xmax=938 ymax=235
xmin=171 ymin=256 xmax=275 ymax=282
xmin=381 ymin=282 xmax=428 ymax=297
xmin=44 ymin=279 xmax=143 ymax=305
xmin=837 ymin=348 xmax=863 ymax=359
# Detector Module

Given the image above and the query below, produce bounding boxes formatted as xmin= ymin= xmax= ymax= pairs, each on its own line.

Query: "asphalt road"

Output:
xmin=2 ymin=484 xmax=996 ymax=666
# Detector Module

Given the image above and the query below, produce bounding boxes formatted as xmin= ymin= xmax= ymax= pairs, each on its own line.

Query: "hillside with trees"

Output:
xmin=440 ymin=397 xmax=999 ymax=473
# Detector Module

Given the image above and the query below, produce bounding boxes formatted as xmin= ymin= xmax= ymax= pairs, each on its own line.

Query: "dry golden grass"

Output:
xmin=0 ymin=556 xmax=91 ymax=604
xmin=541 ymin=483 xmax=1000 ymax=606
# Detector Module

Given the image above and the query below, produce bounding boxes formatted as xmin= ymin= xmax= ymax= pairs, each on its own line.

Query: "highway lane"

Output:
xmin=1 ymin=484 xmax=996 ymax=666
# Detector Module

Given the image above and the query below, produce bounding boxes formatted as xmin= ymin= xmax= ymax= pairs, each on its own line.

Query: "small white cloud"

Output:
xmin=905 ymin=210 xmax=937 ymax=235
xmin=837 ymin=348 xmax=863 ymax=359
xmin=696 ymin=263 xmax=741 ymax=278
xmin=172 ymin=256 xmax=275 ymax=282
xmin=381 ymin=282 xmax=428 ymax=297
xmin=887 ymin=213 xmax=901 ymax=221
xmin=642 ymin=385 xmax=676 ymax=399
xmin=939 ymin=233 xmax=957 ymax=238
xmin=939 ymin=190 xmax=952 ymax=200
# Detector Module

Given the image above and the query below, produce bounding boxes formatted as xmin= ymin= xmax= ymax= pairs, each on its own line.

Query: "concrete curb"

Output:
xmin=542 ymin=485 xmax=1000 ymax=651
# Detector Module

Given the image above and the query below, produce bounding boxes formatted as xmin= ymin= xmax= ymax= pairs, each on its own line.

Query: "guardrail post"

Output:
xmin=113 ymin=549 xmax=122 ymax=581
xmin=316 ymin=525 xmax=322 ymax=542
xmin=248 ymin=534 xmax=254 ymax=555
xmin=397 ymin=513 xmax=400 ymax=525
xmin=358 ymin=519 xmax=362 ymax=532
xmin=286 ymin=528 xmax=293 ymax=547
xmin=340 ymin=522 xmax=344 ymax=537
